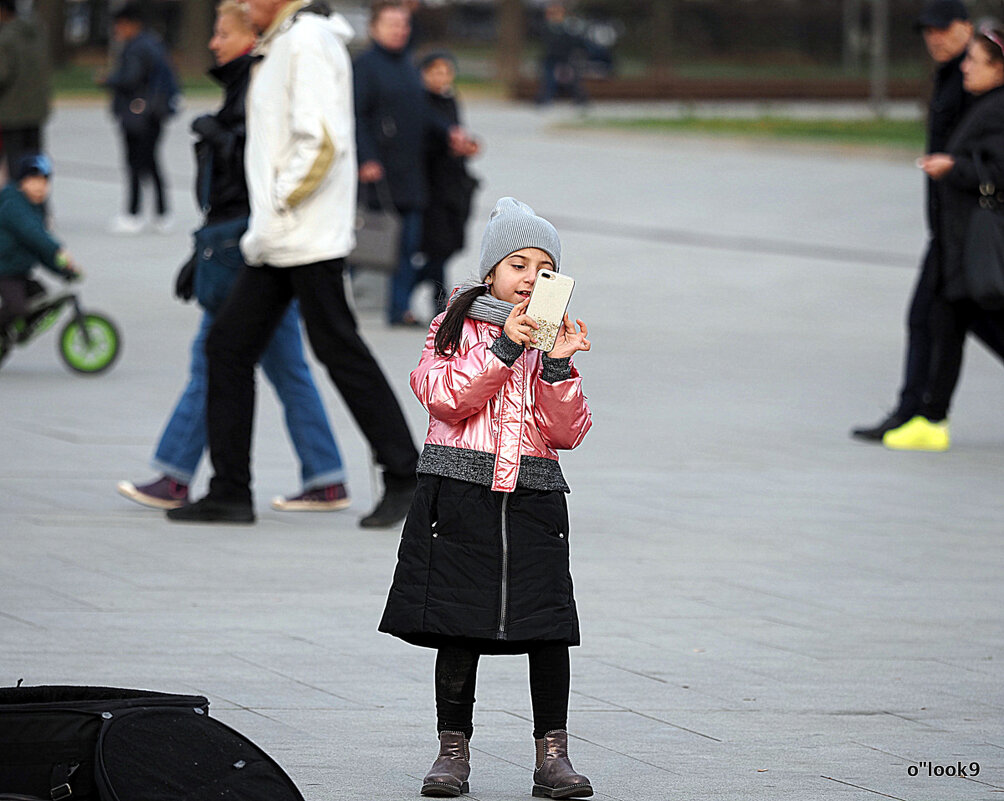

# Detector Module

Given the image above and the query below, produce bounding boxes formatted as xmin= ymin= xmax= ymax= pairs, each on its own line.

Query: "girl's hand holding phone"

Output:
xmin=504 ymin=297 xmax=540 ymax=347
xmin=547 ymin=314 xmax=590 ymax=359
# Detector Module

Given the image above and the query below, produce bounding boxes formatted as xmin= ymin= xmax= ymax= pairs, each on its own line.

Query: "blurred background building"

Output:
xmin=18 ymin=0 xmax=1004 ymax=103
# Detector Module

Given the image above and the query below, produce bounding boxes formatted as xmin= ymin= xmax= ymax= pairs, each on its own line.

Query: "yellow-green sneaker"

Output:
xmin=882 ymin=416 xmax=950 ymax=452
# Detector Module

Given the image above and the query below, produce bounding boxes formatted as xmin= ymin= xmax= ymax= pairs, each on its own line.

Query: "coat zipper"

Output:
xmin=497 ymin=492 xmax=510 ymax=639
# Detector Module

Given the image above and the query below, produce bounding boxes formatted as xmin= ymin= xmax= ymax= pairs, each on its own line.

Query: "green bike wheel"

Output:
xmin=59 ymin=313 xmax=121 ymax=374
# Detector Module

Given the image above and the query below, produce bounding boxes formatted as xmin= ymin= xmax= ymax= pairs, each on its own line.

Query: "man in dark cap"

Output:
xmin=852 ymin=0 xmax=1004 ymax=440
xmin=0 ymin=0 xmax=52 ymax=181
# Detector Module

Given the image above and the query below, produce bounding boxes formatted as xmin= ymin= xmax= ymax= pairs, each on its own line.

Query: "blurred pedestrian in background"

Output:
xmin=853 ymin=0 xmax=1004 ymax=442
xmin=101 ymin=2 xmax=179 ymax=235
xmin=168 ymin=0 xmax=419 ymax=528
xmin=884 ymin=25 xmax=1004 ymax=451
xmin=353 ymin=0 xmax=473 ymax=326
xmin=118 ymin=0 xmax=350 ymax=513
xmin=415 ymin=50 xmax=479 ymax=317
xmin=536 ymin=1 xmax=588 ymax=107
xmin=0 ymin=0 xmax=51 ymax=183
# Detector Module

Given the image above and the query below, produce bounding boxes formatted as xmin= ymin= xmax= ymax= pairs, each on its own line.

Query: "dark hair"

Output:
xmin=976 ymin=28 xmax=1004 ymax=65
xmin=434 ymin=284 xmax=488 ymax=357
xmin=370 ymin=0 xmax=405 ymax=25
xmin=418 ymin=50 xmax=458 ymax=72
xmin=0 ymin=0 xmax=18 ymax=15
xmin=112 ymin=2 xmax=144 ymax=23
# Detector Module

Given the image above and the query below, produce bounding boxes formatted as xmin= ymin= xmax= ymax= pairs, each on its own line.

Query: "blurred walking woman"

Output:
xmin=885 ymin=26 xmax=1004 ymax=451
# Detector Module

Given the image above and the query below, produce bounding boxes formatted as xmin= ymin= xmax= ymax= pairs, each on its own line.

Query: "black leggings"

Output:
xmin=122 ymin=120 xmax=166 ymax=216
xmin=435 ymin=642 xmax=570 ymax=740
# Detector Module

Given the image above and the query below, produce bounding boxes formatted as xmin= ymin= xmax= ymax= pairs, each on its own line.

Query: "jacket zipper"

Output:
xmin=497 ymin=492 xmax=510 ymax=639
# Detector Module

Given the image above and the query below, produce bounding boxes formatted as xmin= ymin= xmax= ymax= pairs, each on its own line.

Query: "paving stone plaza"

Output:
xmin=1 ymin=98 xmax=1002 ymax=800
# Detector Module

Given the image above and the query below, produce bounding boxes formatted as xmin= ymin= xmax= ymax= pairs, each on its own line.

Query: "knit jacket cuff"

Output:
xmin=541 ymin=355 xmax=572 ymax=383
xmin=490 ymin=333 xmax=524 ymax=367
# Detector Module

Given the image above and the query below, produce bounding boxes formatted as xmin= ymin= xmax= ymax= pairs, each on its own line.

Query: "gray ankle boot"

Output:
xmin=532 ymin=730 xmax=593 ymax=799
xmin=421 ymin=730 xmax=471 ymax=797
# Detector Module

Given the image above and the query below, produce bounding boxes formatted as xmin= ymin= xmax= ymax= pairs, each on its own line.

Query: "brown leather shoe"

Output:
xmin=421 ymin=730 xmax=471 ymax=797
xmin=532 ymin=730 xmax=593 ymax=799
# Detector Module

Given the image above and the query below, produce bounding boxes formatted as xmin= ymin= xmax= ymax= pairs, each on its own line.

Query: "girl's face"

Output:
xmin=209 ymin=12 xmax=255 ymax=66
xmin=422 ymin=59 xmax=455 ymax=95
xmin=962 ymin=40 xmax=1004 ymax=95
xmin=486 ymin=248 xmax=554 ymax=304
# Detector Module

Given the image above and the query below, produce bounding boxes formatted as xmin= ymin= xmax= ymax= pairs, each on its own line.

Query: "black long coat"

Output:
xmin=936 ymin=85 xmax=1004 ymax=300
xmin=379 ymin=475 xmax=580 ymax=653
xmin=353 ymin=43 xmax=441 ymax=212
xmin=421 ymin=90 xmax=478 ymax=262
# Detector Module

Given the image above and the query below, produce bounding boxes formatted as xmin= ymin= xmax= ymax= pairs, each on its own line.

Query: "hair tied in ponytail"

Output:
xmin=434 ymin=284 xmax=489 ymax=356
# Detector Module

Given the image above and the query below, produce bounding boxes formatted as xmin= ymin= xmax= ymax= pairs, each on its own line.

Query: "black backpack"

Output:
xmin=0 ymin=685 xmax=305 ymax=801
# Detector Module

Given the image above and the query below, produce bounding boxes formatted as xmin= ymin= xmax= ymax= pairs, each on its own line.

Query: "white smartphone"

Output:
xmin=525 ymin=270 xmax=575 ymax=352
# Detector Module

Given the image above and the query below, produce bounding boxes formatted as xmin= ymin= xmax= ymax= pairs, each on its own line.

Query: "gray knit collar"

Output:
xmin=450 ymin=281 xmax=513 ymax=327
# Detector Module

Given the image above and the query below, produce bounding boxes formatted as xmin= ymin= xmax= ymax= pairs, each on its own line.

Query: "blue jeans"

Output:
xmin=388 ymin=209 xmax=424 ymax=323
xmin=152 ymin=220 xmax=346 ymax=489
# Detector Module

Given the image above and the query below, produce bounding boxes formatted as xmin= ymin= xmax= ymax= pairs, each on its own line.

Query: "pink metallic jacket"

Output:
xmin=410 ymin=315 xmax=592 ymax=493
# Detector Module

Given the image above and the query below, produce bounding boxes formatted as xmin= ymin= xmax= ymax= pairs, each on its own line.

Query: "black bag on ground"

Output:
xmin=0 ymin=685 xmax=305 ymax=801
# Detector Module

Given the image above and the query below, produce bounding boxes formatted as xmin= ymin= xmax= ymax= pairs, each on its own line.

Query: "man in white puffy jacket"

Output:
xmin=168 ymin=0 xmax=419 ymax=527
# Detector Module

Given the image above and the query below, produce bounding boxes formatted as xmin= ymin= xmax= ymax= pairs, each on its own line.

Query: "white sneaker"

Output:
xmin=153 ymin=213 xmax=175 ymax=234
xmin=108 ymin=213 xmax=145 ymax=235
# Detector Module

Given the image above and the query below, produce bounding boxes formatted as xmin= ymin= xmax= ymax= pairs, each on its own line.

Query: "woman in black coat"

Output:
xmin=885 ymin=27 xmax=1004 ymax=452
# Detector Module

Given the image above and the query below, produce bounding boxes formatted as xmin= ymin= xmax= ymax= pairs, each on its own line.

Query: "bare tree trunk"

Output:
xmin=178 ymin=0 xmax=212 ymax=76
xmin=652 ymin=0 xmax=673 ymax=80
xmin=497 ymin=0 xmax=523 ymax=98
xmin=34 ymin=0 xmax=67 ymax=67
xmin=870 ymin=0 xmax=889 ymax=114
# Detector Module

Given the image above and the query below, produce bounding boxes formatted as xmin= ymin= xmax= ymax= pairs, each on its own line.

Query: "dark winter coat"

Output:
xmin=0 ymin=184 xmax=68 ymax=279
xmin=926 ymin=53 xmax=973 ymax=232
xmin=421 ymin=89 xmax=478 ymax=262
xmin=193 ymin=53 xmax=253 ymax=223
xmin=0 ymin=15 xmax=51 ymax=128
xmin=934 ymin=85 xmax=1004 ymax=301
xmin=104 ymin=30 xmax=173 ymax=121
xmin=353 ymin=42 xmax=445 ymax=212
xmin=378 ymin=474 xmax=580 ymax=652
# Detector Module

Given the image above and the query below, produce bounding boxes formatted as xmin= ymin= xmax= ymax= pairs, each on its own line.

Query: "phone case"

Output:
xmin=525 ymin=270 xmax=575 ymax=352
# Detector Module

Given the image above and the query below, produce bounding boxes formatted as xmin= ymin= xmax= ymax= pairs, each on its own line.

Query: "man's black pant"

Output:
xmin=896 ymin=242 xmax=1004 ymax=417
xmin=120 ymin=120 xmax=166 ymax=216
xmin=922 ymin=297 xmax=1004 ymax=421
xmin=205 ymin=257 xmax=418 ymax=503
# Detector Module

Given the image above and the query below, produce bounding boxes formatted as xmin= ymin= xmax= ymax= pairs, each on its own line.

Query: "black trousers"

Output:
xmin=897 ymin=243 xmax=1004 ymax=417
xmin=205 ymin=258 xmax=418 ymax=503
xmin=1 ymin=126 xmax=42 ymax=177
xmin=435 ymin=642 xmax=570 ymax=740
xmin=921 ymin=296 xmax=1004 ymax=421
xmin=121 ymin=120 xmax=166 ymax=216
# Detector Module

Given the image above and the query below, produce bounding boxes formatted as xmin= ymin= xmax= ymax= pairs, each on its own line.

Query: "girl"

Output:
xmin=379 ymin=197 xmax=594 ymax=799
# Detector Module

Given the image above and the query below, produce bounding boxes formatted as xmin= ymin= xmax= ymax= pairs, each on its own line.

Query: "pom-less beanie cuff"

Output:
xmin=478 ymin=197 xmax=561 ymax=280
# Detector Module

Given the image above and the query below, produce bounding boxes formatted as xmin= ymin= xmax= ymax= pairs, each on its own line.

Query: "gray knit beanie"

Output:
xmin=478 ymin=197 xmax=561 ymax=280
